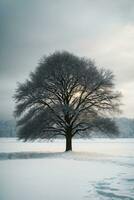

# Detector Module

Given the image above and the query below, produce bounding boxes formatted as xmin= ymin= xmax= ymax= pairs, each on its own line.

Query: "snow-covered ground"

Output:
xmin=0 ymin=138 xmax=134 ymax=200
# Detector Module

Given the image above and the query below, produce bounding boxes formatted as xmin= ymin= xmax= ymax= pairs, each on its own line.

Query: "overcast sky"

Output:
xmin=0 ymin=0 xmax=134 ymax=119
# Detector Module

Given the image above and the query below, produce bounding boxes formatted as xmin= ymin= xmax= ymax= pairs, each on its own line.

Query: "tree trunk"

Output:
xmin=65 ymin=135 xmax=72 ymax=151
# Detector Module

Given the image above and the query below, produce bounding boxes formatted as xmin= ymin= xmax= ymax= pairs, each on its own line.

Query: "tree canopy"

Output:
xmin=14 ymin=51 xmax=121 ymax=151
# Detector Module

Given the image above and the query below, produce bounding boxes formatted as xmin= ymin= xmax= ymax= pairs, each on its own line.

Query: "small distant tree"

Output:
xmin=14 ymin=51 xmax=121 ymax=151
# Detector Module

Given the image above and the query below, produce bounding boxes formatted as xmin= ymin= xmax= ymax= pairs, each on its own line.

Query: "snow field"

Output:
xmin=0 ymin=138 xmax=134 ymax=200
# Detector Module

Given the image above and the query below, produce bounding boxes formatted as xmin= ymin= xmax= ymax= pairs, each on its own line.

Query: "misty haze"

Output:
xmin=0 ymin=1 xmax=134 ymax=200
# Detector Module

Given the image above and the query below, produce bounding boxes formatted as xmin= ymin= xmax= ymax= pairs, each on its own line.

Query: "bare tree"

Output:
xmin=14 ymin=51 xmax=121 ymax=151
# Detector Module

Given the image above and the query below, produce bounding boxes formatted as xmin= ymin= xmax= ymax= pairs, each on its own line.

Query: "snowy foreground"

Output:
xmin=0 ymin=138 xmax=134 ymax=200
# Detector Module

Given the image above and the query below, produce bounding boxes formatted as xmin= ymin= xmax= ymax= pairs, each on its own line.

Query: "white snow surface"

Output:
xmin=0 ymin=138 xmax=134 ymax=200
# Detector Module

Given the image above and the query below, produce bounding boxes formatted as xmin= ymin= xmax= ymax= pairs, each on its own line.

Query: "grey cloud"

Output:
xmin=0 ymin=0 xmax=134 ymax=118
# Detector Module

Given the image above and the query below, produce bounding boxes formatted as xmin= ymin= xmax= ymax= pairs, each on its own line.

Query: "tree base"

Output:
xmin=65 ymin=148 xmax=72 ymax=152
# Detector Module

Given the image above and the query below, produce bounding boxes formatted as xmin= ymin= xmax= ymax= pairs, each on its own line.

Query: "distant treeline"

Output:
xmin=0 ymin=118 xmax=134 ymax=138
xmin=116 ymin=118 xmax=134 ymax=138
xmin=0 ymin=120 xmax=16 ymax=137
